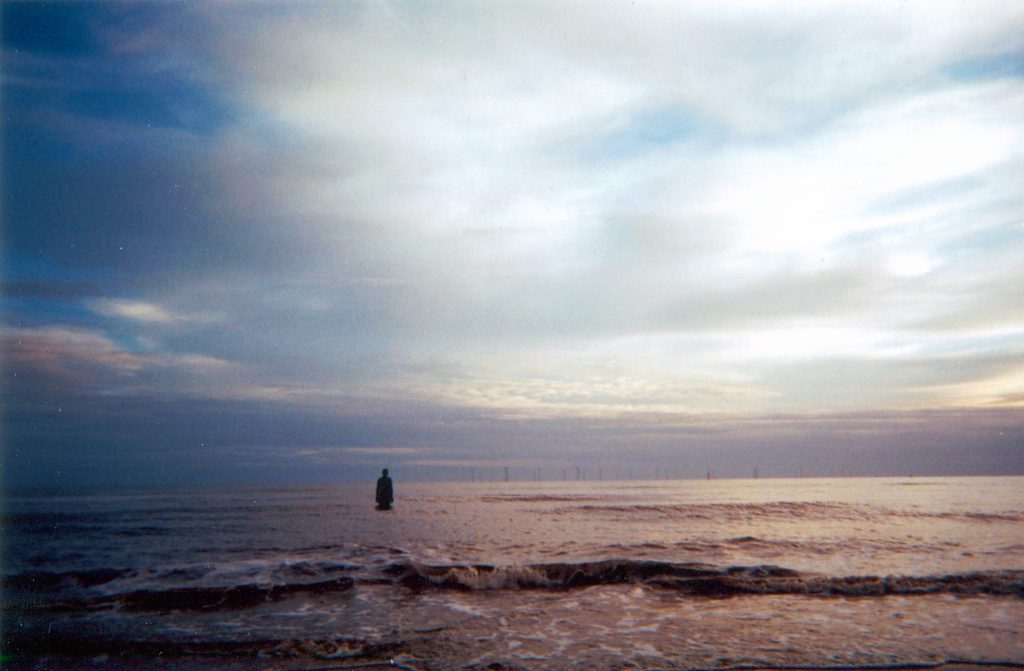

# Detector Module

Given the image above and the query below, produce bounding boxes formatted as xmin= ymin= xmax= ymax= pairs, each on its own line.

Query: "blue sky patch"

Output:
xmin=63 ymin=78 xmax=232 ymax=134
xmin=589 ymin=105 xmax=711 ymax=160
xmin=3 ymin=3 xmax=231 ymax=137
xmin=1 ymin=2 xmax=102 ymax=57
xmin=945 ymin=49 xmax=1024 ymax=81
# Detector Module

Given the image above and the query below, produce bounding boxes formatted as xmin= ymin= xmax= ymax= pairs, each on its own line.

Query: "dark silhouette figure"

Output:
xmin=375 ymin=468 xmax=394 ymax=510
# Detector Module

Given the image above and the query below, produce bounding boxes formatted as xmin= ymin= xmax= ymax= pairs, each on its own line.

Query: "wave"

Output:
xmin=5 ymin=623 xmax=1024 ymax=671
xmin=383 ymin=559 xmax=1024 ymax=597
xmin=563 ymin=501 xmax=879 ymax=522
xmin=4 ymin=568 xmax=133 ymax=591
xmin=5 ymin=574 xmax=355 ymax=613
xmin=947 ymin=511 xmax=1024 ymax=523
xmin=1 ymin=631 xmax=409 ymax=663
xmin=114 ymin=576 xmax=356 ymax=611
xmin=540 ymin=501 xmax=1024 ymax=525
xmin=480 ymin=494 xmax=611 ymax=503
xmin=6 ymin=559 xmax=1021 ymax=614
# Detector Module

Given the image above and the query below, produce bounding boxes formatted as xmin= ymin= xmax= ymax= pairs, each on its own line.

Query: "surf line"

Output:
xmin=657 ymin=660 xmax=1024 ymax=671
xmin=285 ymin=660 xmax=421 ymax=671
xmin=253 ymin=658 xmax=1024 ymax=671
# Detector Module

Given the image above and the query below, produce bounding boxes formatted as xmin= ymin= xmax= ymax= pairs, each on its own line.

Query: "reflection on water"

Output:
xmin=5 ymin=476 xmax=1023 ymax=669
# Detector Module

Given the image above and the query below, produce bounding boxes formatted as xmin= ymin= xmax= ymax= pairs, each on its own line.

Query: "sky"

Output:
xmin=2 ymin=1 xmax=1023 ymax=489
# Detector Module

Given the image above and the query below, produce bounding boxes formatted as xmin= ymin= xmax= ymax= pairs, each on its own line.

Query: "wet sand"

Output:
xmin=7 ymin=655 xmax=1024 ymax=671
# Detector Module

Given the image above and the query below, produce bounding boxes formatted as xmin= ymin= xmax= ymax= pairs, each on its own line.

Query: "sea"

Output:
xmin=3 ymin=476 xmax=1023 ymax=670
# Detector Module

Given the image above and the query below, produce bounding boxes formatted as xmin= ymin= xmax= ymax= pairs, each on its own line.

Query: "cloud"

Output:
xmin=87 ymin=297 xmax=224 ymax=328
xmin=23 ymin=0 xmax=1023 ymax=414
xmin=2 ymin=326 xmax=242 ymax=396
xmin=89 ymin=298 xmax=178 ymax=323
xmin=187 ymin=3 xmax=1023 ymax=316
xmin=922 ymin=366 xmax=1024 ymax=408
xmin=4 ymin=326 xmax=153 ymax=380
xmin=4 ymin=2 xmax=1024 ymax=486
xmin=294 ymin=446 xmax=425 ymax=464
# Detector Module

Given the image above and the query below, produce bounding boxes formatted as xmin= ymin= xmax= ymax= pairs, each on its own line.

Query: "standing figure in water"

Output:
xmin=375 ymin=468 xmax=394 ymax=510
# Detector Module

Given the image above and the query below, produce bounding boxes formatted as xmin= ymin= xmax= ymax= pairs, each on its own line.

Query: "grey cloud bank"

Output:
xmin=3 ymin=1 xmax=1023 ymax=488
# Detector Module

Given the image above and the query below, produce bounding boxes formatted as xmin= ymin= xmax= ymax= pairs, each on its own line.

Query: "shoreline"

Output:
xmin=6 ymin=661 xmax=1024 ymax=671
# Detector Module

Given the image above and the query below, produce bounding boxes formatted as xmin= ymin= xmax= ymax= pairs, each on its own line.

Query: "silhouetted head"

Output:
xmin=382 ymin=468 xmax=389 ymax=476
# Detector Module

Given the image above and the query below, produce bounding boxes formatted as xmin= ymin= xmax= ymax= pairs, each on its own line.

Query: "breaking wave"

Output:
xmin=4 ymin=572 xmax=355 ymax=613
xmin=384 ymin=559 xmax=1023 ymax=597
xmin=6 ymin=559 xmax=1022 ymax=614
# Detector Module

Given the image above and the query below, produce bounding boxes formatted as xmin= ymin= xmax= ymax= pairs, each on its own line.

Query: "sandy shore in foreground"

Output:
xmin=6 ymin=658 xmax=1023 ymax=671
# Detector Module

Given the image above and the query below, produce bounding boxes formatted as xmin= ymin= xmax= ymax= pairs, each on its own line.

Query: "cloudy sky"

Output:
xmin=3 ymin=1 xmax=1023 ymax=488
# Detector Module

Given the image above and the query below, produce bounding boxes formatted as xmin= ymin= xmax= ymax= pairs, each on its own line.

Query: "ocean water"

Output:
xmin=3 ymin=476 xmax=1023 ymax=670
